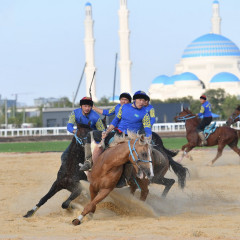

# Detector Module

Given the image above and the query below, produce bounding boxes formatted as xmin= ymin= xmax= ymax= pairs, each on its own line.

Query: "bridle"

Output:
xmin=229 ymin=113 xmax=240 ymax=122
xmin=74 ymin=131 xmax=87 ymax=146
xmin=128 ymin=138 xmax=152 ymax=164
xmin=176 ymin=113 xmax=196 ymax=121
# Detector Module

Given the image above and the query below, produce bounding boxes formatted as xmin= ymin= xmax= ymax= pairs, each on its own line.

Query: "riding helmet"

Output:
xmin=119 ymin=92 xmax=132 ymax=102
xmin=80 ymin=97 xmax=93 ymax=106
xmin=200 ymin=95 xmax=207 ymax=100
xmin=133 ymin=91 xmax=150 ymax=101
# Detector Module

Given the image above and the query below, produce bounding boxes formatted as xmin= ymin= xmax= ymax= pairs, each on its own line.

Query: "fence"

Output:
xmin=0 ymin=121 xmax=240 ymax=137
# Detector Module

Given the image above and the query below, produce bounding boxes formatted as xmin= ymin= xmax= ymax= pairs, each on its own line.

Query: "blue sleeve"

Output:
xmin=111 ymin=106 xmax=122 ymax=127
xmin=150 ymin=117 xmax=156 ymax=126
xmin=67 ymin=111 xmax=76 ymax=133
xmin=102 ymin=106 xmax=116 ymax=116
xmin=67 ymin=123 xmax=74 ymax=133
xmin=142 ymin=113 xmax=152 ymax=137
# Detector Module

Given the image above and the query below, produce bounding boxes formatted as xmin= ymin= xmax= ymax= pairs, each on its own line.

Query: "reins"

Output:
xmin=177 ymin=113 xmax=196 ymax=121
xmin=74 ymin=131 xmax=87 ymax=146
xmin=128 ymin=138 xmax=152 ymax=163
xmin=229 ymin=114 xmax=240 ymax=121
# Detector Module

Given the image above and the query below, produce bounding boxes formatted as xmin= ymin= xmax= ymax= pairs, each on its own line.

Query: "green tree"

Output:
xmin=95 ymin=96 xmax=115 ymax=106
xmin=222 ymin=95 xmax=240 ymax=119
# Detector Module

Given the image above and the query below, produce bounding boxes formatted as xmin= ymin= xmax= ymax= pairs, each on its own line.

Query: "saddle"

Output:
xmin=203 ymin=122 xmax=217 ymax=139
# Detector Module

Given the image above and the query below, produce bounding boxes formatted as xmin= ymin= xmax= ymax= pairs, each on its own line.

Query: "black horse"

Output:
xmin=23 ymin=123 xmax=92 ymax=218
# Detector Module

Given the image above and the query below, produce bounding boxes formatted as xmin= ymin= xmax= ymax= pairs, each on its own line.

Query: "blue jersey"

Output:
xmin=102 ymin=104 xmax=121 ymax=116
xmin=144 ymin=104 xmax=156 ymax=126
xmin=67 ymin=108 xmax=105 ymax=133
xmin=198 ymin=101 xmax=212 ymax=118
xmin=111 ymin=104 xmax=152 ymax=137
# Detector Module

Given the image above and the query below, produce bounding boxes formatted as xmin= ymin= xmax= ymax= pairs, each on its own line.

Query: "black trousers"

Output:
xmin=197 ymin=117 xmax=212 ymax=132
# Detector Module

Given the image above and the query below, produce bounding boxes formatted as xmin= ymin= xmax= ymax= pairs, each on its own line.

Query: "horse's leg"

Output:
xmin=152 ymin=176 xmax=175 ymax=198
xmin=23 ymin=180 xmax=62 ymax=218
xmin=228 ymin=142 xmax=240 ymax=157
xmin=72 ymin=187 xmax=112 ymax=225
xmin=138 ymin=178 xmax=149 ymax=201
xmin=62 ymin=183 xmax=83 ymax=209
xmin=208 ymin=144 xmax=225 ymax=166
xmin=178 ymin=144 xmax=194 ymax=163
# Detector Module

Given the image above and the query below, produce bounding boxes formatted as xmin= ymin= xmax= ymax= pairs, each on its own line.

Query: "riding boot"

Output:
xmin=79 ymin=143 xmax=92 ymax=171
xmin=198 ymin=131 xmax=207 ymax=146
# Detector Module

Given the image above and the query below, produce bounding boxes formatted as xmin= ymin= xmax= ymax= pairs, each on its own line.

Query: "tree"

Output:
xmin=222 ymin=95 xmax=240 ymax=119
xmin=95 ymin=96 xmax=115 ymax=106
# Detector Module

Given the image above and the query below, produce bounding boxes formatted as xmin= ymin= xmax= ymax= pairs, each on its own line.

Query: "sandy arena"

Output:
xmin=0 ymin=149 xmax=240 ymax=240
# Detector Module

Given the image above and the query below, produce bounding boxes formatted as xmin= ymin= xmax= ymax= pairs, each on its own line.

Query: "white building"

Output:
xmin=149 ymin=0 xmax=240 ymax=100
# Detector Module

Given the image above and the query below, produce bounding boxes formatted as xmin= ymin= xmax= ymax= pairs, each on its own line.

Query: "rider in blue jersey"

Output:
xmin=79 ymin=91 xmax=151 ymax=172
xmin=143 ymin=94 xmax=156 ymax=126
xmin=196 ymin=95 xmax=212 ymax=146
xmin=61 ymin=97 xmax=105 ymax=163
xmin=93 ymin=92 xmax=132 ymax=127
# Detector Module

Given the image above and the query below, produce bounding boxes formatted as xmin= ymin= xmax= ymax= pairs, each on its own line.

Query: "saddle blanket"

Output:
xmin=204 ymin=122 xmax=217 ymax=139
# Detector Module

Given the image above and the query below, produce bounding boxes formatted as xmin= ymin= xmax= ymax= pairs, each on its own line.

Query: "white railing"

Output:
xmin=0 ymin=127 xmax=70 ymax=137
xmin=0 ymin=121 xmax=240 ymax=137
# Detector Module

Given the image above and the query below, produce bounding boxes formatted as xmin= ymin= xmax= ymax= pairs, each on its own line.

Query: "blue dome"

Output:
xmin=85 ymin=2 xmax=91 ymax=6
xmin=213 ymin=0 xmax=219 ymax=4
xmin=210 ymin=72 xmax=240 ymax=83
xmin=152 ymin=75 xmax=169 ymax=84
xmin=182 ymin=33 xmax=240 ymax=58
xmin=174 ymin=72 xmax=199 ymax=81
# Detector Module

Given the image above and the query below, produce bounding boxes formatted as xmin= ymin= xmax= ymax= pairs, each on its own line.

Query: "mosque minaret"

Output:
xmin=211 ymin=0 xmax=221 ymax=34
xmin=84 ymin=3 xmax=97 ymax=101
xmin=118 ymin=0 xmax=132 ymax=94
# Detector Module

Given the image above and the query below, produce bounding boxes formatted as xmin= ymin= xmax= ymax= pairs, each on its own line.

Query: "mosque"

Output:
xmin=149 ymin=0 xmax=240 ymax=100
xmin=83 ymin=0 xmax=240 ymax=101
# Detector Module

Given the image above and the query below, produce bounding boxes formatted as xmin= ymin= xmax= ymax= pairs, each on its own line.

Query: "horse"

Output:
xmin=72 ymin=133 xmax=188 ymax=225
xmin=226 ymin=105 xmax=240 ymax=126
xmin=175 ymin=108 xmax=240 ymax=165
xmin=23 ymin=123 xmax=92 ymax=218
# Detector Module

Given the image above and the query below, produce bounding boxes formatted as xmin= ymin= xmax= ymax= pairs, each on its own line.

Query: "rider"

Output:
xmin=61 ymin=97 xmax=105 ymax=163
xmin=196 ymin=94 xmax=212 ymax=146
xmin=79 ymin=90 xmax=152 ymax=171
xmin=93 ymin=92 xmax=132 ymax=121
xmin=143 ymin=95 xmax=156 ymax=126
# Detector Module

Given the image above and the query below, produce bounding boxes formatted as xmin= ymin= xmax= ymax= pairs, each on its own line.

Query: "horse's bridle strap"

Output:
xmin=128 ymin=139 xmax=152 ymax=163
xmin=177 ymin=113 xmax=196 ymax=121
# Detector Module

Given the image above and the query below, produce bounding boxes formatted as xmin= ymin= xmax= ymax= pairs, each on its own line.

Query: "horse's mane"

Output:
xmin=109 ymin=131 xmax=151 ymax=148
xmin=183 ymin=108 xmax=194 ymax=115
xmin=236 ymin=105 xmax=240 ymax=111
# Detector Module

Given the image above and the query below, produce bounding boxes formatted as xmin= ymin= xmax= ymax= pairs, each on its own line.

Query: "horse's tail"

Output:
xmin=152 ymin=132 xmax=179 ymax=157
xmin=168 ymin=157 xmax=189 ymax=189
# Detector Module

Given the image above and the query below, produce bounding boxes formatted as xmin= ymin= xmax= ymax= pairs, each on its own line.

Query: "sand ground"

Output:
xmin=0 ymin=149 xmax=240 ymax=240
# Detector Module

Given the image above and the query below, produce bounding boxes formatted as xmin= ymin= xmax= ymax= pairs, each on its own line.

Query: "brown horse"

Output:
xmin=175 ymin=108 xmax=240 ymax=165
xmin=72 ymin=134 xmax=154 ymax=225
xmin=226 ymin=105 xmax=240 ymax=126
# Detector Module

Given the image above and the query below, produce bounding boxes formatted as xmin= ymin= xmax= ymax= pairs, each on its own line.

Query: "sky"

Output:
xmin=0 ymin=0 xmax=240 ymax=106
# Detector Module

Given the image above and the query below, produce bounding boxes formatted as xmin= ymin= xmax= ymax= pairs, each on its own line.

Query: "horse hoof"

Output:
xmin=23 ymin=210 xmax=35 ymax=218
xmin=72 ymin=219 xmax=81 ymax=226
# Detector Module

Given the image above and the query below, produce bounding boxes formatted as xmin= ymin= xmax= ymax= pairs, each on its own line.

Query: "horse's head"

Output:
xmin=226 ymin=106 xmax=240 ymax=126
xmin=174 ymin=107 xmax=195 ymax=122
xmin=76 ymin=123 xmax=92 ymax=139
xmin=128 ymin=135 xmax=153 ymax=180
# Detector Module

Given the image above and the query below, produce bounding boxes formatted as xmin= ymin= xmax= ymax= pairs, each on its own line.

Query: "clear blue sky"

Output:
xmin=1 ymin=0 xmax=240 ymax=106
